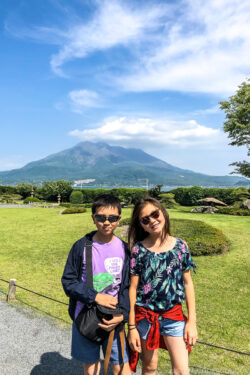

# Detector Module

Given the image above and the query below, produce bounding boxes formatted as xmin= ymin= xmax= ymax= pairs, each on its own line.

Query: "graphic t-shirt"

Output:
xmin=75 ymin=236 xmax=125 ymax=318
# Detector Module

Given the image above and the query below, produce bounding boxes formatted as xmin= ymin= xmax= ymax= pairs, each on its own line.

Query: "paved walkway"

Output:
xmin=0 ymin=298 xmax=125 ymax=375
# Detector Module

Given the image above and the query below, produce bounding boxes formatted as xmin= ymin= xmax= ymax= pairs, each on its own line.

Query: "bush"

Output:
xmin=23 ymin=197 xmax=41 ymax=204
xmin=119 ymin=217 xmax=229 ymax=256
xmin=171 ymin=219 xmax=230 ymax=256
xmin=0 ymin=185 xmax=17 ymax=194
xmin=60 ymin=203 xmax=87 ymax=208
xmin=61 ymin=207 xmax=86 ymax=214
xmin=70 ymin=190 xmax=83 ymax=204
xmin=217 ymin=207 xmax=250 ymax=216
xmin=159 ymin=193 xmax=178 ymax=208
xmin=0 ymin=194 xmax=22 ymax=203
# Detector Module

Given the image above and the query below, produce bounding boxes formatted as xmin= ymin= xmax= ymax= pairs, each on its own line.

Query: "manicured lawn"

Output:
xmin=0 ymin=207 xmax=249 ymax=374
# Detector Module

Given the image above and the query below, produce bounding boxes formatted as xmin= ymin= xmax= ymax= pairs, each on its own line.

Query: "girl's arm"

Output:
xmin=128 ymin=274 xmax=141 ymax=353
xmin=183 ymin=270 xmax=198 ymax=347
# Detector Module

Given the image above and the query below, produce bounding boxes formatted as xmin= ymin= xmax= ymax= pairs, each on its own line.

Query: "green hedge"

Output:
xmin=169 ymin=186 xmax=250 ymax=206
xmin=60 ymin=203 xmax=87 ymax=208
xmin=217 ymin=207 xmax=250 ymax=216
xmin=70 ymin=190 xmax=83 ymax=204
xmin=171 ymin=219 xmax=229 ymax=256
xmin=119 ymin=218 xmax=229 ymax=256
xmin=61 ymin=207 xmax=87 ymax=214
xmin=23 ymin=197 xmax=41 ymax=204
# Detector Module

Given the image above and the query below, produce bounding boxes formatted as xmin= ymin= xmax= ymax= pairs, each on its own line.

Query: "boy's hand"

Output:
xmin=98 ymin=313 xmax=124 ymax=331
xmin=128 ymin=328 xmax=141 ymax=353
xmin=95 ymin=293 xmax=118 ymax=309
xmin=184 ymin=320 xmax=198 ymax=348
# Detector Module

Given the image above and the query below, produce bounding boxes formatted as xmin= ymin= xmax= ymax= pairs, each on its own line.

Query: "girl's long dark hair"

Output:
xmin=128 ymin=197 xmax=171 ymax=251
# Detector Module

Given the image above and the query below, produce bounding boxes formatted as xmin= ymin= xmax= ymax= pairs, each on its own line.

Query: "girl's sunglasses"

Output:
xmin=140 ymin=209 xmax=160 ymax=225
xmin=94 ymin=214 xmax=120 ymax=223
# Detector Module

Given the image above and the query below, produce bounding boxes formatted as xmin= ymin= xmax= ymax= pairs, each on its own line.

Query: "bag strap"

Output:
xmin=103 ymin=326 xmax=125 ymax=375
xmin=85 ymin=238 xmax=93 ymax=288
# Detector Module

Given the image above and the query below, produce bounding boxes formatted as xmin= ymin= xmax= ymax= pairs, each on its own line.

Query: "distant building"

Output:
xmin=73 ymin=179 xmax=96 ymax=188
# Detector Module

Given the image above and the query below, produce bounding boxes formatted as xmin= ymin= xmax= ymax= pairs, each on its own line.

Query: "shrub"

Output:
xmin=159 ymin=193 xmax=178 ymax=208
xmin=0 ymin=194 xmax=22 ymax=203
xmin=217 ymin=207 xmax=250 ymax=216
xmin=23 ymin=197 xmax=41 ymax=204
xmin=60 ymin=203 xmax=87 ymax=208
xmin=171 ymin=219 xmax=230 ymax=256
xmin=61 ymin=207 xmax=86 ymax=214
xmin=0 ymin=185 xmax=17 ymax=194
xmin=119 ymin=217 xmax=229 ymax=256
xmin=70 ymin=190 xmax=84 ymax=204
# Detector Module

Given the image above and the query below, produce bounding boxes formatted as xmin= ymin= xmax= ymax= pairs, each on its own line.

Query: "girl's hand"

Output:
xmin=184 ymin=320 xmax=198 ymax=347
xmin=98 ymin=313 xmax=123 ymax=332
xmin=128 ymin=328 xmax=141 ymax=353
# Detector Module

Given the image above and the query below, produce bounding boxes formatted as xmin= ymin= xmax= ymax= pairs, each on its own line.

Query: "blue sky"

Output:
xmin=0 ymin=0 xmax=249 ymax=176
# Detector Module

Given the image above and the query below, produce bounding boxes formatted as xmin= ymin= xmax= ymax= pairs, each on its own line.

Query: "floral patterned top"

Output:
xmin=130 ymin=238 xmax=196 ymax=312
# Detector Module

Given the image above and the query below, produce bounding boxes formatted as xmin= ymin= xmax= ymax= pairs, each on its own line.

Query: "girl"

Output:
xmin=128 ymin=197 xmax=197 ymax=375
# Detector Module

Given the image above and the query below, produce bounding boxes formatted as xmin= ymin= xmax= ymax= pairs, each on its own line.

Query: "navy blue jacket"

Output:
xmin=61 ymin=231 xmax=130 ymax=322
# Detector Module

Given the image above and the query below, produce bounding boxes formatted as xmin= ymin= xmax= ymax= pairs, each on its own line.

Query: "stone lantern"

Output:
xmin=57 ymin=193 xmax=61 ymax=205
xmin=31 ymin=187 xmax=34 ymax=198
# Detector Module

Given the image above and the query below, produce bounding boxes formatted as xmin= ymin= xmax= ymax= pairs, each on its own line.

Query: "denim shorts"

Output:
xmin=137 ymin=317 xmax=185 ymax=340
xmin=71 ymin=322 xmax=129 ymax=364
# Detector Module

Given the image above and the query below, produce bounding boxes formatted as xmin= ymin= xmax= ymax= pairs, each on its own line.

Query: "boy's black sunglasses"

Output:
xmin=140 ymin=209 xmax=160 ymax=225
xmin=94 ymin=214 xmax=120 ymax=223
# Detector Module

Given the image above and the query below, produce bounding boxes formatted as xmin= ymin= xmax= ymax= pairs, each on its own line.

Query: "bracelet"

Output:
xmin=128 ymin=324 xmax=136 ymax=326
xmin=128 ymin=327 xmax=137 ymax=331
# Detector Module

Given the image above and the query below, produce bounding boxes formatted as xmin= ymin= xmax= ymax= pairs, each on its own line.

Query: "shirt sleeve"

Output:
xmin=130 ymin=244 xmax=141 ymax=276
xmin=181 ymin=240 xmax=196 ymax=273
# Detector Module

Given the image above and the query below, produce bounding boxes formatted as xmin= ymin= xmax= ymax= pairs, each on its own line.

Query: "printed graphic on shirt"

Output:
xmin=93 ymin=257 xmax=123 ymax=293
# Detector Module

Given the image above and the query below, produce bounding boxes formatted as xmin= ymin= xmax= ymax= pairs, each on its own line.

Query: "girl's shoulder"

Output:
xmin=174 ymin=237 xmax=189 ymax=252
xmin=131 ymin=242 xmax=146 ymax=254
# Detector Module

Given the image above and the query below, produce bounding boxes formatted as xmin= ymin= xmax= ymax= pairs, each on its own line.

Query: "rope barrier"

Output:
xmin=0 ymin=277 xmax=68 ymax=306
xmin=196 ymin=340 xmax=250 ymax=356
xmin=1 ymin=277 xmax=250 ymax=358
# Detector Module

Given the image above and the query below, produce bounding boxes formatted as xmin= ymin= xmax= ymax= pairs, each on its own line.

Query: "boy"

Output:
xmin=62 ymin=194 xmax=131 ymax=375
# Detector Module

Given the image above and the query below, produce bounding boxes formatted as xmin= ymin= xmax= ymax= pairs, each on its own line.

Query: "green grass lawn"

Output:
xmin=0 ymin=206 xmax=249 ymax=374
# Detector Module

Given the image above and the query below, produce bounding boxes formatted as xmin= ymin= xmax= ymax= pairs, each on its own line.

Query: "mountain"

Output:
xmin=0 ymin=142 xmax=248 ymax=187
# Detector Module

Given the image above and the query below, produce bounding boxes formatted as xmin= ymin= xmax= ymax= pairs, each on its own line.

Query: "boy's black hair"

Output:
xmin=92 ymin=194 xmax=121 ymax=215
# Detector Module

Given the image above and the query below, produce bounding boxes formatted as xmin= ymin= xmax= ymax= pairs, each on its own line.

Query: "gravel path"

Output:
xmin=0 ymin=299 xmax=135 ymax=375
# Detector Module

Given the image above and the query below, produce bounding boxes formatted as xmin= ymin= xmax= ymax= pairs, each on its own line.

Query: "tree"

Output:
xmin=70 ymin=190 xmax=83 ymax=204
xmin=16 ymin=182 xmax=34 ymax=198
xmin=42 ymin=180 xmax=73 ymax=201
xmin=149 ymin=184 xmax=163 ymax=199
xmin=219 ymin=79 xmax=250 ymax=178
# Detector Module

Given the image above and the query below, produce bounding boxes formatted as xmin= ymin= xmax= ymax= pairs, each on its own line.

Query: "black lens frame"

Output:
xmin=140 ymin=209 xmax=160 ymax=225
xmin=94 ymin=214 xmax=120 ymax=223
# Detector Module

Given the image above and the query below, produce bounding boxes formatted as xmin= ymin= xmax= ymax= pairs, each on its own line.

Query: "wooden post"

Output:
xmin=7 ymin=279 xmax=16 ymax=303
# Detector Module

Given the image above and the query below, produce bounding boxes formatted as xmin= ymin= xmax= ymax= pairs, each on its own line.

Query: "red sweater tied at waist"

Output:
xmin=129 ymin=304 xmax=189 ymax=372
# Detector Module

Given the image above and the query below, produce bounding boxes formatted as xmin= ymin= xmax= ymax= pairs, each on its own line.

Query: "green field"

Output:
xmin=0 ymin=207 xmax=249 ymax=374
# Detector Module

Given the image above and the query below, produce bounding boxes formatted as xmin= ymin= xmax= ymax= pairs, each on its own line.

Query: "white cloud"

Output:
xmin=68 ymin=89 xmax=100 ymax=113
xmin=69 ymin=116 xmax=221 ymax=148
xmin=49 ymin=0 xmax=167 ymax=76
xmin=192 ymin=105 xmax=220 ymax=116
xmin=7 ymin=0 xmax=250 ymax=95
xmin=117 ymin=0 xmax=250 ymax=95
